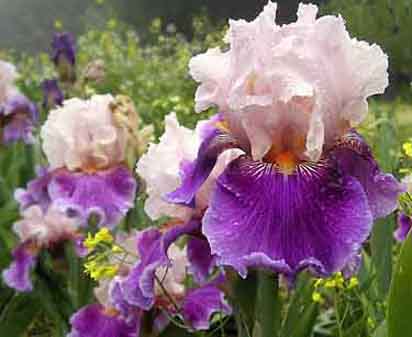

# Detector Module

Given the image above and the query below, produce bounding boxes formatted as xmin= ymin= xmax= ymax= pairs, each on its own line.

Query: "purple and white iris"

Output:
xmin=39 ymin=94 xmax=137 ymax=228
xmin=2 ymin=205 xmax=79 ymax=292
xmin=159 ymin=2 xmax=405 ymax=279
xmin=0 ymin=60 xmax=38 ymax=144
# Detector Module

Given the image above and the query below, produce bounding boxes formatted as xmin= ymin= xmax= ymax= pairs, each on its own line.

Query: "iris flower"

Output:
xmin=165 ymin=2 xmax=404 ymax=278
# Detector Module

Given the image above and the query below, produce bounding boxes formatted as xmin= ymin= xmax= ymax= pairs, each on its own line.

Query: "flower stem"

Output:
xmin=254 ymin=271 xmax=281 ymax=337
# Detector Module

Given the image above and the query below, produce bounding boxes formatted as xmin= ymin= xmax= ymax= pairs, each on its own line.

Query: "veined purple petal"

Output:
xmin=14 ymin=166 xmax=52 ymax=212
xmin=68 ymin=304 xmax=138 ymax=337
xmin=395 ymin=212 xmax=412 ymax=242
xmin=203 ymin=156 xmax=373 ymax=278
xmin=332 ymin=131 xmax=405 ymax=219
xmin=2 ymin=94 xmax=38 ymax=144
xmin=48 ymin=166 xmax=136 ymax=228
xmin=41 ymin=79 xmax=64 ymax=109
xmin=167 ymin=129 xmax=242 ymax=207
xmin=187 ymin=237 xmax=216 ymax=284
xmin=2 ymin=244 xmax=36 ymax=292
xmin=181 ymin=282 xmax=232 ymax=331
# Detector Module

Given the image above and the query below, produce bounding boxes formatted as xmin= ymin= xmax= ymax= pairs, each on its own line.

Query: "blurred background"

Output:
xmin=0 ymin=0 xmax=410 ymax=132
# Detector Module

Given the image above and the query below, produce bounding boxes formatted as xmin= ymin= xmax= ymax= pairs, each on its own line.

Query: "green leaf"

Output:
xmin=231 ymin=271 xmax=258 ymax=337
xmin=0 ymin=293 xmax=41 ymax=337
xmin=371 ymin=106 xmax=398 ymax=298
xmin=373 ymin=321 xmax=387 ymax=337
xmin=388 ymin=233 xmax=412 ymax=337
xmin=254 ymin=271 xmax=281 ymax=337
xmin=371 ymin=217 xmax=395 ymax=297
xmin=282 ymin=273 xmax=319 ymax=337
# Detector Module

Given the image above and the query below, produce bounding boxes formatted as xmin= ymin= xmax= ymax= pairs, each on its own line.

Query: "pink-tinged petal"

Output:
xmin=189 ymin=2 xmax=389 ymax=162
xmin=203 ymin=156 xmax=373 ymax=278
xmin=136 ymin=113 xmax=199 ymax=221
xmin=13 ymin=205 xmax=78 ymax=247
xmin=41 ymin=95 xmax=126 ymax=171
xmin=2 ymin=244 xmax=37 ymax=292
xmin=331 ymin=131 xmax=405 ymax=219
xmin=48 ymin=166 xmax=136 ymax=228
xmin=395 ymin=213 xmax=412 ymax=242
xmin=68 ymin=304 xmax=138 ymax=337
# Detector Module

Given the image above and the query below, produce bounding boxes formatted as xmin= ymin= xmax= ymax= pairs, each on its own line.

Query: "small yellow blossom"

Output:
xmin=84 ymin=228 xmax=114 ymax=251
xmin=112 ymin=245 xmax=123 ymax=254
xmin=95 ymin=228 xmax=113 ymax=244
xmin=312 ymin=291 xmax=324 ymax=304
xmin=348 ymin=277 xmax=359 ymax=289
xmin=84 ymin=233 xmax=99 ymax=251
xmin=403 ymin=142 xmax=412 ymax=157
xmin=314 ymin=279 xmax=323 ymax=288
xmin=54 ymin=20 xmax=63 ymax=30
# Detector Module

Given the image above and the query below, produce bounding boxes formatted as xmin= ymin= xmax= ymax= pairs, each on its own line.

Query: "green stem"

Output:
xmin=254 ymin=271 xmax=281 ymax=337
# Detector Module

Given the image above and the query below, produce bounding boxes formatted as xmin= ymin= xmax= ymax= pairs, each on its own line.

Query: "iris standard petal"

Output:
xmin=167 ymin=129 xmax=242 ymax=207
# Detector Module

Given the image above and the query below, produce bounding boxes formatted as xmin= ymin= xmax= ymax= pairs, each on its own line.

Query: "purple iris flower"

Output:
xmin=41 ymin=79 xmax=64 ymax=109
xmin=0 ymin=94 xmax=38 ymax=144
xmin=51 ymin=32 xmax=76 ymax=82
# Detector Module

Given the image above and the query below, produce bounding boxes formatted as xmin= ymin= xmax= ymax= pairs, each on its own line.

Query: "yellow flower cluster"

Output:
xmin=84 ymin=260 xmax=118 ymax=281
xmin=84 ymin=228 xmax=114 ymax=251
xmin=83 ymin=228 xmax=119 ymax=281
xmin=403 ymin=142 xmax=412 ymax=158
xmin=312 ymin=273 xmax=359 ymax=304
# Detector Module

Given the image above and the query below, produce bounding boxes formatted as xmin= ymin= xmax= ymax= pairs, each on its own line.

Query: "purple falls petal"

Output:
xmin=120 ymin=228 xmax=166 ymax=310
xmin=2 ymin=94 xmax=38 ymax=144
xmin=332 ymin=131 xmax=405 ymax=220
xmin=395 ymin=212 xmax=412 ymax=242
xmin=14 ymin=166 xmax=52 ymax=212
xmin=203 ymin=156 xmax=373 ymax=278
xmin=120 ymin=221 xmax=199 ymax=310
xmin=68 ymin=304 xmax=137 ymax=337
xmin=187 ymin=237 xmax=216 ymax=284
xmin=2 ymin=244 xmax=37 ymax=292
xmin=167 ymin=128 xmax=241 ymax=207
xmin=41 ymin=79 xmax=64 ymax=109
xmin=181 ymin=282 xmax=232 ymax=331
xmin=48 ymin=166 xmax=137 ymax=228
